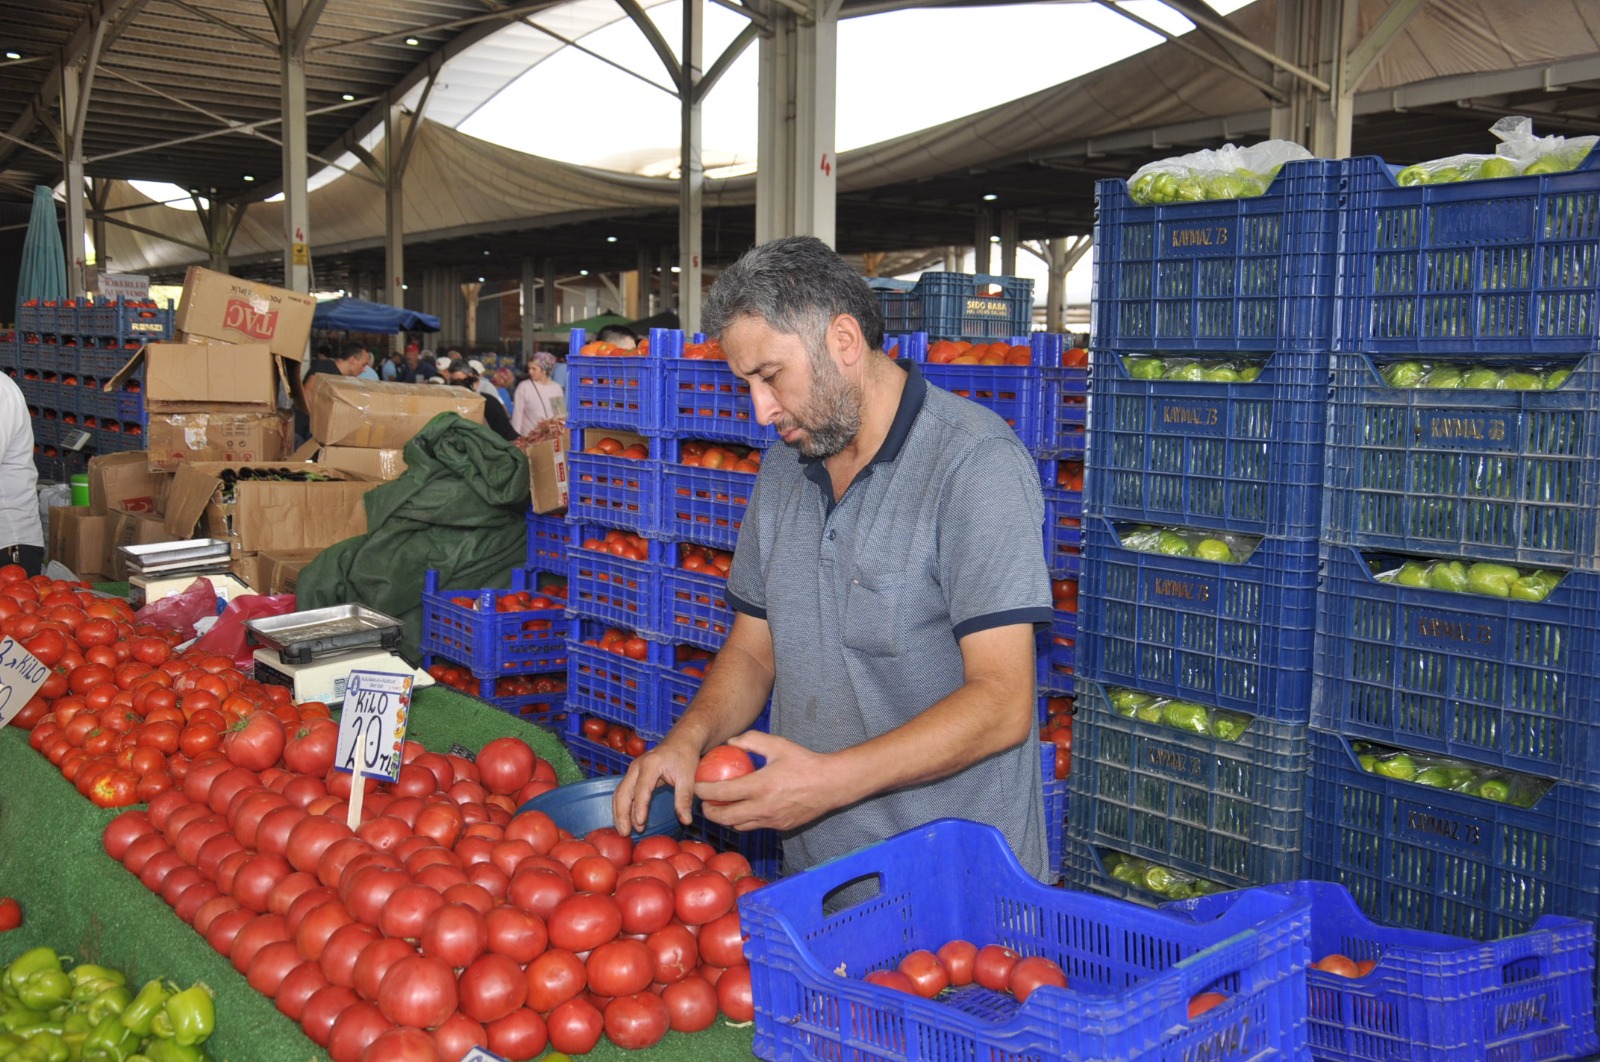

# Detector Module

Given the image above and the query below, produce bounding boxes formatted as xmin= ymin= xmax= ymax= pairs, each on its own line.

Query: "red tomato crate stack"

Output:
xmin=1067 ymin=159 xmax=1344 ymax=905
xmin=418 ymin=567 xmax=569 ymax=723
xmin=1302 ymin=149 xmax=1600 ymax=1055
xmin=4 ymin=296 xmax=172 ymax=482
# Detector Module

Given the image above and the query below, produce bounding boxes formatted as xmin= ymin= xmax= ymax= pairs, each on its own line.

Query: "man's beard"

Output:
xmin=784 ymin=351 xmax=862 ymax=460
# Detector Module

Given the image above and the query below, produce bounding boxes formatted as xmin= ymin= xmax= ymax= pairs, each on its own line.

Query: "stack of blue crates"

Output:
xmin=1307 ymin=150 xmax=1600 ymax=971
xmin=1066 ymin=159 xmax=1346 ymax=899
xmin=8 ymin=298 xmax=172 ymax=481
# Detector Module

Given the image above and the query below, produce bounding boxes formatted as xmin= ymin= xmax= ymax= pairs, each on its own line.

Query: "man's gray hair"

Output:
xmin=702 ymin=236 xmax=884 ymax=354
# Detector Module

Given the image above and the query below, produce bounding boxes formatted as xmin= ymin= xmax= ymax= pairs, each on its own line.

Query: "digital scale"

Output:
xmin=120 ymin=538 xmax=249 ymax=609
xmin=245 ymin=604 xmax=433 ymax=706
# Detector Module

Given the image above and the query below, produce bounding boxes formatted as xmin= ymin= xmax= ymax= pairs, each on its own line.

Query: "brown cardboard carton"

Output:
xmin=87 ymin=452 xmax=166 ymax=516
xmin=232 ymin=552 xmax=269 ymax=593
xmin=262 ymin=549 xmax=322 ymax=595
xmin=146 ymin=410 xmax=294 ymax=471
xmin=48 ymin=507 xmax=110 ymax=579
xmin=173 ymin=267 xmax=315 ymax=360
xmin=317 ymin=446 xmax=407 ymax=481
xmin=521 ymin=430 xmax=571 ymax=515
xmin=103 ymin=341 xmax=279 ymax=410
xmin=106 ymin=509 xmax=179 ymax=580
xmin=311 ymin=377 xmax=485 ymax=449
xmin=163 ymin=462 xmax=377 ymax=553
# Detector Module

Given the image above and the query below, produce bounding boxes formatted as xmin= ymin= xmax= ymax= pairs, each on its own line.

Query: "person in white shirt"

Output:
xmin=0 ymin=373 xmax=44 ymax=576
xmin=467 ymin=359 xmax=505 ymax=407
xmin=511 ymin=351 xmax=566 ymax=436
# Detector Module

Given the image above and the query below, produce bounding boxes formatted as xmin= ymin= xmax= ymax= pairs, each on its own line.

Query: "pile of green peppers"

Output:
xmin=0 ymin=948 xmax=215 ymax=1062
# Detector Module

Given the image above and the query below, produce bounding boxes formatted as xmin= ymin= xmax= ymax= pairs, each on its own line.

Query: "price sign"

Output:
xmin=335 ymin=670 xmax=413 ymax=783
xmin=0 ymin=637 xmax=49 ymax=730
xmin=459 ymin=1049 xmax=509 ymax=1062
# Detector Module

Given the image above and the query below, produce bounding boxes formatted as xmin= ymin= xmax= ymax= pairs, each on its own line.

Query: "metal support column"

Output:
xmin=679 ymin=0 xmax=704 ymax=333
xmin=89 ymin=178 xmax=110 ymax=290
xmin=542 ymin=258 xmax=558 ymax=334
xmin=521 ymin=256 xmax=538 ymax=342
xmin=58 ymin=62 xmax=91 ymax=296
xmin=973 ymin=208 xmax=994 ymax=275
xmin=998 ymin=211 xmax=1019 ymax=277
xmin=754 ymin=9 xmax=794 ymax=243
xmin=793 ymin=0 xmax=839 ymax=245
xmin=384 ymin=101 xmax=406 ymax=312
xmin=279 ymin=0 xmax=313 ymax=292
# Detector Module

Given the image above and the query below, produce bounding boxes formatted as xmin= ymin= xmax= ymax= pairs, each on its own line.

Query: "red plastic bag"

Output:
xmin=131 ymin=577 xmax=220 ymax=641
xmin=191 ymin=593 xmax=299 ymax=671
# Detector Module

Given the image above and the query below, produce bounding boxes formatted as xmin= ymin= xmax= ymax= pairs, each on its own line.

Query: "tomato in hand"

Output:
xmin=695 ymin=745 xmax=755 ymax=784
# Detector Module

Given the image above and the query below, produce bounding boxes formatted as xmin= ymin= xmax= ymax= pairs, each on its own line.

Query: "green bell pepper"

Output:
xmin=82 ymin=1016 xmax=139 ymax=1062
xmin=131 ymin=1040 xmax=206 ymax=1062
xmin=117 ymin=984 xmax=169 ymax=1040
xmin=0 ymin=1006 xmax=50 ymax=1035
xmin=149 ymin=987 xmax=212 ymax=1048
xmin=3 ymin=953 xmax=70 ymax=1016
xmin=67 ymin=969 xmax=124 ymax=1006
xmin=77 ymin=988 xmax=129 ymax=1030
xmin=4 ymin=1027 xmax=71 ymax=1062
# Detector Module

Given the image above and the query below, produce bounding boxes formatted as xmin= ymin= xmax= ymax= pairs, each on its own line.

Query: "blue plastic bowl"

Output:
xmin=516 ymin=775 xmax=683 ymax=840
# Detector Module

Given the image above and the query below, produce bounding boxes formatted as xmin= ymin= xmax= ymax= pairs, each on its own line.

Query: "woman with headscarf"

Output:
xmin=512 ymin=351 xmax=566 ymax=436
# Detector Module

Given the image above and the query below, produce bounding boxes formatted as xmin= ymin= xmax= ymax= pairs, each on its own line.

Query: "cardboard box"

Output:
xmin=48 ymin=506 xmax=110 ymax=579
xmin=164 ymin=462 xmax=378 ymax=553
xmin=521 ymin=430 xmax=571 ymax=515
xmin=146 ymin=410 xmax=295 ymax=471
xmin=87 ymin=451 xmax=166 ymax=516
xmin=311 ymin=377 xmax=485 ymax=449
xmin=261 ymin=549 xmax=322 ymax=595
xmin=173 ymin=266 xmax=315 ymax=360
xmin=317 ymin=446 xmax=407 ymax=481
xmin=106 ymin=509 xmax=180 ymax=580
xmin=104 ymin=342 xmax=279 ymax=410
xmin=232 ymin=552 xmax=269 ymax=593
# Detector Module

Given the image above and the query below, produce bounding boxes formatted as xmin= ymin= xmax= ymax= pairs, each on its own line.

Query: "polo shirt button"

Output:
xmin=827 ymin=530 xmax=836 ymax=540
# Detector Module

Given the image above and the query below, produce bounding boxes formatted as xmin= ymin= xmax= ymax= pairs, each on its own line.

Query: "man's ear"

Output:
xmin=831 ymin=313 xmax=868 ymax=368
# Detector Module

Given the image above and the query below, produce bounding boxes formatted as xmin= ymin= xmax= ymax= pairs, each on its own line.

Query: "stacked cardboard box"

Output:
xmin=307 ymin=376 xmax=485 ymax=481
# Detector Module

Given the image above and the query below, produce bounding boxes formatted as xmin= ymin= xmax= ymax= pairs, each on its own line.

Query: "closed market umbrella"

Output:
xmin=16 ymin=185 xmax=68 ymax=307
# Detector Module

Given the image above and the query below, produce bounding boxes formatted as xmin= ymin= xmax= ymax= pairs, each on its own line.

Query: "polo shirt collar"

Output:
xmin=799 ymin=357 xmax=926 ymax=479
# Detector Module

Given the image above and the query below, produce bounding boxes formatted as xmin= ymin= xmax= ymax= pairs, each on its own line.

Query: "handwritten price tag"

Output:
xmin=0 ymin=637 xmax=49 ymax=730
xmin=335 ymin=670 xmax=413 ymax=783
xmin=459 ymin=1049 xmax=509 ymax=1062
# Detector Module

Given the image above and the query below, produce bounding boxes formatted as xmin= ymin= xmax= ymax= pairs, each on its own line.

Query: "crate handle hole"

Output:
xmin=822 ymin=872 xmax=883 ymax=916
xmin=1501 ymin=955 xmax=1545 ymax=985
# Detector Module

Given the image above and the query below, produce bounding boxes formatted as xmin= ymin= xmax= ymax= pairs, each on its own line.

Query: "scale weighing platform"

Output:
xmin=246 ymin=605 xmax=433 ymax=706
xmin=119 ymin=538 xmax=252 ymax=609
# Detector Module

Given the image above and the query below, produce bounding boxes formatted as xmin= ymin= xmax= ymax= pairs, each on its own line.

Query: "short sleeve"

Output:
xmin=936 ymin=437 xmax=1053 ymax=638
xmin=726 ymin=462 xmax=773 ymax=619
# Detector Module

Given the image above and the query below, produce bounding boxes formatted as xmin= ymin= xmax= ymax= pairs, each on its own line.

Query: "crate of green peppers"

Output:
xmin=1314 ymin=545 xmax=1600 ymax=787
xmin=1304 ymin=729 xmax=1600 ymax=943
xmin=1067 ymin=681 xmax=1308 ymax=890
xmin=0 ymin=946 xmax=216 ymax=1061
xmin=1060 ymin=837 xmax=1232 ymax=906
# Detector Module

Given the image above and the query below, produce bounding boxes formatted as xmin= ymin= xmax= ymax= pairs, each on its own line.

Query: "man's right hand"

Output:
xmin=611 ymin=736 xmax=701 ymax=835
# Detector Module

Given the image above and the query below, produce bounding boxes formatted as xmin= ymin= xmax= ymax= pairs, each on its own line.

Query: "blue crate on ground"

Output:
xmin=658 ymin=451 xmax=757 ymax=552
xmin=421 ymin=656 xmax=568 ymax=724
xmin=1313 ymin=545 xmax=1600 ymax=788
xmin=419 ymin=568 xmax=569 ymax=677
xmin=1322 ymin=350 xmax=1600 ymax=571
xmin=1304 ymin=728 xmax=1600 ymax=943
xmin=663 ymin=356 xmax=775 ymax=447
xmin=564 ymin=619 xmax=670 ymax=737
xmin=1174 ymin=880 xmax=1598 ymax=1062
xmin=1068 ymin=679 xmax=1307 ymax=890
xmin=525 ymin=511 xmax=571 ymax=568
xmin=1086 ymin=349 xmax=1330 ymax=540
xmin=1092 ymin=158 xmax=1343 ymax=352
xmin=565 ymin=328 xmax=666 ymax=434
xmin=562 ymin=715 xmax=640 ymax=777
xmin=659 ymin=563 xmax=734 ymax=651
xmin=566 ymin=448 xmax=660 ymax=536
xmin=688 ymin=816 xmax=783 ymax=881
xmin=565 ymin=527 xmax=667 ymax=632
xmin=1078 ymin=519 xmax=1320 ymax=722
xmin=892 ymin=272 xmax=1036 ymax=340
xmin=1338 ymin=152 xmax=1600 ymax=356
xmin=741 ymin=818 xmax=1312 ymax=1062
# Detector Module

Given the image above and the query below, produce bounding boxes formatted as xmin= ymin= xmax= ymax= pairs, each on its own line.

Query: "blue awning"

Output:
xmin=313 ymin=296 xmax=441 ymax=333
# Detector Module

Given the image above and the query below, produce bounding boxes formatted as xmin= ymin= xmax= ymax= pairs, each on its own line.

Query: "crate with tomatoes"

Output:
xmin=419 ymin=567 xmax=569 ymax=699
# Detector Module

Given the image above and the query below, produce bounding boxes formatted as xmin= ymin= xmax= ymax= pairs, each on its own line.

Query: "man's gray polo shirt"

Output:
xmin=725 ymin=359 xmax=1054 ymax=880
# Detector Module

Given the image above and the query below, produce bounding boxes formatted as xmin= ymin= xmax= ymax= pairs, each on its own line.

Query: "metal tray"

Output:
xmin=119 ymin=538 xmax=232 ymax=575
xmin=245 ymin=604 xmax=405 ymax=664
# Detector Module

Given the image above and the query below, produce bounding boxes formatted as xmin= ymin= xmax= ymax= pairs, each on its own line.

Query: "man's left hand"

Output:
xmin=694 ymin=731 xmax=847 ymax=833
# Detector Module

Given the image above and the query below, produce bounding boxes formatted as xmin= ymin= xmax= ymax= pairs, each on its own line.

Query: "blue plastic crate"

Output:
xmin=113 ymin=390 xmax=145 ymax=424
xmin=73 ymin=347 xmax=128 ymax=379
xmin=1322 ymin=351 xmax=1600 ymax=570
xmin=663 ymin=357 xmax=774 ymax=447
xmin=658 ymin=660 xmax=706 ymax=727
xmin=658 ymin=455 xmax=757 ymax=552
xmin=29 ymin=415 xmax=57 ymax=447
xmin=1086 ymin=349 xmax=1330 ymax=540
xmin=566 ymin=448 xmax=660 ymax=536
xmin=562 ymin=715 xmax=641 ymax=777
xmin=741 ymin=818 xmax=1312 ymax=1062
xmin=564 ymin=619 xmax=670 ymax=737
xmin=1042 ymin=475 xmax=1084 ymax=578
xmin=565 ymin=327 xmax=666 ymax=433
xmin=1092 ymin=159 xmax=1343 ymax=352
xmin=82 ymin=299 xmax=174 ymax=340
xmin=1174 ymin=880 xmax=1598 ymax=1062
xmin=16 ymin=305 xmax=43 ymax=332
xmin=688 ymin=816 xmax=783 ymax=881
xmin=76 ymin=383 xmax=116 ymax=421
xmin=1078 ymin=519 xmax=1320 ymax=722
xmin=34 ymin=454 xmax=64 ymax=482
xmin=1068 ymin=679 xmax=1307 ymax=890
xmin=1039 ymin=364 xmax=1088 ymax=457
xmin=659 ymin=562 xmax=734 ymax=651
xmin=886 ymin=272 xmax=1034 ymax=340
xmin=1036 ymin=609 xmax=1075 ymax=694
xmin=419 ymin=568 xmax=569 ymax=677
xmin=16 ymin=340 xmax=41 ymax=372
xmin=565 ymin=527 xmax=666 ymax=631
xmin=16 ymin=373 xmax=41 ymax=405
xmin=421 ymin=656 xmax=568 ymax=723
xmin=525 ymin=511 xmax=571 ymax=568
xmin=1337 ymin=152 xmax=1600 ymax=356
xmin=921 ymin=361 xmax=1045 ymax=451
xmin=1304 ymin=728 xmax=1600 ymax=944
xmin=1313 ymin=545 xmax=1600 ymax=788
xmin=1040 ymin=742 xmax=1066 ymax=885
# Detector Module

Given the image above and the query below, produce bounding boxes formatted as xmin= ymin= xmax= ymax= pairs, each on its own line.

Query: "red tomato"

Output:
xmin=356 ymin=1026 xmax=437 ymax=1062
xmin=432 ymin=1011 xmax=487 ymax=1062
xmin=325 ymin=1001 xmax=388 ymax=1062
xmin=103 ymin=809 xmax=155 ymax=860
xmin=675 ymin=868 xmax=735 ymax=926
xmin=221 ymin=710 xmax=285 ymax=771
xmin=1008 ymin=955 xmax=1068 ymax=1003
xmin=245 ymin=940 xmax=304 ymax=997
xmin=604 ymin=991 xmax=670 ymax=1050
xmin=585 ymin=938 xmax=655 ymax=998
xmin=300 ymin=985 xmax=359 ymax=1047
xmin=295 ymin=900 xmax=355 ymax=963
xmin=274 ymin=961 xmax=330 ymax=1022
xmin=937 ymin=939 xmax=978 ymax=986
xmin=457 ymin=952 xmax=528 ymax=1024
xmin=974 ymin=944 xmax=1021 ymax=991
xmin=696 ymin=744 xmax=756 ymax=783
xmin=352 ymin=937 xmax=418 ymax=1003
xmin=546 ymin=996 xmax=604 ymax=1055
xmin=524 ymin=949 xmax=587 ymax=1012
xmin=485 ymin=906 xmax=549 ymax=965
xmin=546 ymin=892 xmax=622 ymax=953
xmin=898 ymin=948 xmax=951 ymax=998
xmin=379 ymin=884 xmax=446 ymax=941
xmin=697 ymin=910 xmax=747 ymax=968
xmin=662 ymin=976 xmax=718 ymax=1033
xmin=0 ymin=897 xmax=21 ymax=931
xmin=864 ymin=968 xmax=918 ymax=994
xmin=1189 ymin=990 xmax=1228 ymax=1018
xmin=229 ymin=913 xmax=290 ymax=974
xmin=614 ymin=875 xmax=675 ymax=936
xmin=644 ymin=923 xmax=699 ymax=985
xmin=318 ymin=922 xmax=380 ymax=988
xmin=717 ymin=963 xmax=755 ymax=1021
xmin=282 ymin=719 xmax=338 ymax=775
xmin=476 ymin=737 xmax=535 ymax=795
xmin=419 ymin=902 xmax=488 ymax=968
xmin=376 ymin=954 xmax=457 ymax=1029
xmin=507 ymin=867 xmax=573 ymax=919
xmin=485 ymin=1008 xmax=547 ymax=1060
xmin=569 ymin=854 xmax=618 ymax=895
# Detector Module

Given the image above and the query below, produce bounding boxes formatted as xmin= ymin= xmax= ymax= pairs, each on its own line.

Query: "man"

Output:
xmin=444 ymin=359 xmax=518 ymax=441
xmin=0 ymin=372 xmax=43 ymax=577
xmin=613 ymin=236 xmax=1053 ymax=881
xmin=381 ymin=350 xmax=404 ymax=381
xmin=596 ymin=324 xmax=638 ymax=350
xmin=334 ymin=342 xmax=371 ymax=379
xmin=466 ymin=358 xmax=505 ymax=407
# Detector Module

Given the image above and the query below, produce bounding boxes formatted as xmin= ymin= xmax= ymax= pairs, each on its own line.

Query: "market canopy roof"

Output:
xmin=313 ymin=296 xmax=441 ymax=333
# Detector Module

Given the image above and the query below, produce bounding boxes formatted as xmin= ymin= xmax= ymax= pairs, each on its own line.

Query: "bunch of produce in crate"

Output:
xmin=1394 ymin=116 xmax=1595 ymax=185
xmin=1126 ymin=139 xmax=1312 ymax=204
xmin=1373 ymin=555 xmax=1563 ymax=600
xmin=1101 ymin=851 xmax=1229 ymax=902
xmin=1119 ymin=525 xmax=1258 ymax=563
xmin=1352 ymin=740 xmax=1552 ymax=807
xmin=1120 ymin=355 xmax=1265 ymax=382
xmin=1106 ymin=687 xmax=1250 ymax=741
xmin=1380 ymin=359 xmax=1571 ymax=390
